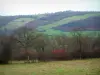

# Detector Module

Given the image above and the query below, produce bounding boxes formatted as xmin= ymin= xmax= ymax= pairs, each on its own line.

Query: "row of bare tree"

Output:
xmin=0 ymin=27 xmax=100 ymax=64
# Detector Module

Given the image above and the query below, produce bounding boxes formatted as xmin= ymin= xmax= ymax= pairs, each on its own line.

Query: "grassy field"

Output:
xmin=37 ymin=13 xmax=100 ymax=30
xmin=0 ymin=58 xmax=100 ymax=75
xmin=37 ymin=13 xmax=100 ymax=35
xmin=42 ymin=29 xmax=100 ymax=36
xmin=0 ymin=18 xmax=34 ymax=30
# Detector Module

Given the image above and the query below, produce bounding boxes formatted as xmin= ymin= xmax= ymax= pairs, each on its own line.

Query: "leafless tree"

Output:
xmin=14 ymin=27 xmax=42 ymax=62
xmin=71 ymin=27 xmax=85 ymax=59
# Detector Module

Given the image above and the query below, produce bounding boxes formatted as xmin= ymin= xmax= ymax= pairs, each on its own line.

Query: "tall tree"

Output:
xmin=0 ymin=35 xmax=15 ymax=64
xmin=33 ymin=34 xmax=48 ymax=61
xmin=71 ymin=27 xmax=85 ymax=59
xmin=14 ymin=27 xmax=42 ymax=62
xmin=92 ymin=32 xmax=100 ymax=57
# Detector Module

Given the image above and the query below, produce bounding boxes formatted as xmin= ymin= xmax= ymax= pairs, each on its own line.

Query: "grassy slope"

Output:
xmin=0 ymin=58 xmax=100 ymax=75
xmin=37 ymin=13 xmax=100 ymax=35
xmin=0 ymin=18 xmax=34 ymax=30
xmin=37 ymin=13 xmax=100 ymax=30
xmin=0 ymin=13 xmax=100 ymax=35
xmin=43 ymin=29 xmax=100 ymax=36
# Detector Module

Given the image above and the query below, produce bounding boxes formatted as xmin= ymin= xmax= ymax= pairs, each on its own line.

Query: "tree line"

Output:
xmin=0 ymin=27 xmax=100 ymax=64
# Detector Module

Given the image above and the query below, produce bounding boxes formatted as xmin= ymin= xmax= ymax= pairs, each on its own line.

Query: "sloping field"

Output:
xmin=53 ymin=16 xmax=100 ymax=32
xmin=37 ymin=13 xmax=100 ymax=35
xmin=0 ymin=58 xmax=100 ymax=75
xmin=0 ymin=18 xmax=34 ymax=30
xmin=37 ymin=13 xmax=100 ymax=31
xmin=43 ymin=29 xmax=100 ymax=36
xmin=0 ymin=12 xmax=100 ymax=35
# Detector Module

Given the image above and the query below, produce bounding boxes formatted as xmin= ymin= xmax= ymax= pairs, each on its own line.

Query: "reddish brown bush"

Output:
xmin=52 ymin=49 xmax=67 ymax=60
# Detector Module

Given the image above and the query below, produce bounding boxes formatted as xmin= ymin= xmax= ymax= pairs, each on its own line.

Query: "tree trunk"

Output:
xmin=25 ymin=47 xmax=30 ymax=63
xmin=79 ymin=37 xmax=82 ymax=59
xmin=79 ymin=53 xmax=82 ymax=60
xmin=27 ymin=56 xmax=29 ymax=61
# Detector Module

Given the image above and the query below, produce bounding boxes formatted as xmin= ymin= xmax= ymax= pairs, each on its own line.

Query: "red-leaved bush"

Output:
xmin=52 ymin=49 xmax=67 ymax=60
xmin=52 ymin=49 xmax=65 ymax=54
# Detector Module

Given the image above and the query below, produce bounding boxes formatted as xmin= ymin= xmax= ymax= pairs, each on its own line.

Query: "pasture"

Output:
xmin=0 ymin=58 xmax=100 ymax=75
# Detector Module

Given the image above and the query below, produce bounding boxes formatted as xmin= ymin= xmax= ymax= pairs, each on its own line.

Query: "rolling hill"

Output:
xmin=0 ymin=11 xmax=100 ymax=36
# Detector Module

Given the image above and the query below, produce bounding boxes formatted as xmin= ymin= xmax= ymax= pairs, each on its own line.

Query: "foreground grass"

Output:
xmin=0 ymin=58 xmax=100 ymax=75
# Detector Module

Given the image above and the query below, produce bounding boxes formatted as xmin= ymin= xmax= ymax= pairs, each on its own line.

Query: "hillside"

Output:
xmin=53 ymin=16 xmax=100 ymax=31
xmin=0 ymin=11 xmax=100 ymax=35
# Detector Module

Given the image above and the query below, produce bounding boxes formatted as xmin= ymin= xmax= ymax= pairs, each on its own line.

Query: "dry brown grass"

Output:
xmin=0 ymin=58 xmax=100 ymax=75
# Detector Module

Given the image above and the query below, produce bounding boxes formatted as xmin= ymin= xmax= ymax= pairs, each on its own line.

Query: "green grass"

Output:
xmin=37 ymin=13 xmax=100 ymax=31
xmin=37 ymin=13 xmax=100 ymax=35
xmin=43 ymin=29 xmax=64 ymax=35
xmin=0 ymin=58 xmax=100 ymax=75
xmin=42 ymin=29 xmax=100 ymax=36
xmin=0 ymin=18 xmax=34 ymax=30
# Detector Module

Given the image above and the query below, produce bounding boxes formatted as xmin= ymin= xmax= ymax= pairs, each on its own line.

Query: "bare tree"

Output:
xmin=71 ymin=27 xmax=85 ymax=59
xmin=14 ymin=27 xmax=42 ymax=62
xmin=92 ymin=32 xmax=100 ymax=57
xmin=33 ymin=34 xmax=48 ymax=61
